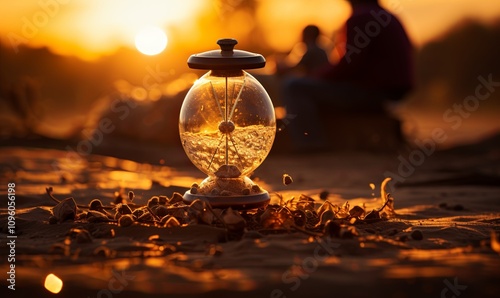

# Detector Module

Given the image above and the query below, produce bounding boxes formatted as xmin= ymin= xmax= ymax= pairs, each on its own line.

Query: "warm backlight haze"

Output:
xmin=1 ymin=0 xmax=500 ymax=146
xmin=1 ymin=0 xmax=500 ymax=60
xmin=135 ymin=26 xmax=168 ymax=55
xmin=0 ymin=0 xmax=207 ymax=60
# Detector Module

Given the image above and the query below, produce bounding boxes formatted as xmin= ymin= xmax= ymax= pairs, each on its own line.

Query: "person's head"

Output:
xmin=302 ymin=25 xmax=321 ymax=44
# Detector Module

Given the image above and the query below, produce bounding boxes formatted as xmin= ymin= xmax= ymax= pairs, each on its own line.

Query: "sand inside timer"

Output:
xmin=180 ymin=39 xmax=276 ymax=209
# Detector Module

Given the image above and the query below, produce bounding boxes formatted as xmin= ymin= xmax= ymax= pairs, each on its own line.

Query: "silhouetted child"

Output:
xmin=276 ymin=25 xmax=330 ymax=76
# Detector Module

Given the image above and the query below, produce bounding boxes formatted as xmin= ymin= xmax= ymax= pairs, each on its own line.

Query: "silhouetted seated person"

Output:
xmin=282 ymin=0 xmax=414 ymax=152
xmin=275 ymin=25 xmax=330 ymax=77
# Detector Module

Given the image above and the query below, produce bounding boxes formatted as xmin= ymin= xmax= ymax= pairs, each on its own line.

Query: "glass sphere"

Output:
xmin=179 ymin=70 xmax=275 ymax=178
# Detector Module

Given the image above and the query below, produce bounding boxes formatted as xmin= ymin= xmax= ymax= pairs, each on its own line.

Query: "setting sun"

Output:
xmin=135 ymin=26 xmax=168 ymax=56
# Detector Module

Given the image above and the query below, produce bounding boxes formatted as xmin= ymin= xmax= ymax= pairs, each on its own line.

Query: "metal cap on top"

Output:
xmin=187 ymin=38 xmax=266 ymax=70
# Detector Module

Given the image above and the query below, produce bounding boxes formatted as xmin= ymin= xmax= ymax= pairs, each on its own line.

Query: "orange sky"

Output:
xmin=1 ymin=0 xmax=500 ymax=60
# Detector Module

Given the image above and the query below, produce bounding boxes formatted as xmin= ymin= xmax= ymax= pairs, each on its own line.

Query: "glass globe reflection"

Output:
xmin=179 ymin=70 xmax=275 ymax=178
xmin=180 ymin=38 xmax=276 ymax=209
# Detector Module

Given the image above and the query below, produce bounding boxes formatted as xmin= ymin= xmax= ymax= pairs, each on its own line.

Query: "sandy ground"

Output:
xmin=0 ymin=135 xmax=499 ymax=298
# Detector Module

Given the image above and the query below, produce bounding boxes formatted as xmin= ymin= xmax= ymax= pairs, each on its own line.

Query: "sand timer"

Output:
xmin=180 ymin=38 xmax=276 ymax=209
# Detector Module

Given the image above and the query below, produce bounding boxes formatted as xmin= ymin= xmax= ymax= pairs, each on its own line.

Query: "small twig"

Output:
xmin=46 ymin=187 xmax=60 ymax=204
xmin=274 ymin=192 xmax=284 ymax=206
xmin=146 ymin=206 xmax=161 ymax=222
xmin=376 ymin=193 xmax=392 ymax=212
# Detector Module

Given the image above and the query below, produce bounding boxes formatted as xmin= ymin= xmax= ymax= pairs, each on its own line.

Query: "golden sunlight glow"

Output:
xmin=135 ymin=26 xmax=168 ymax=55
xmin=256 ymin=0 xmax=351 ymax=52
xmin=1 ymin=0 xmax=500 ymax=59
xmin=44 ymin=273 xmax=63 ymax=294
xmin=0 ymin=0 xmax=208 ymax=60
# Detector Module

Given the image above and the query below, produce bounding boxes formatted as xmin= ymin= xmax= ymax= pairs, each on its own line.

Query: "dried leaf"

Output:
xmin=52 ymin=197 xmax=77 ymax=223
xmin=335 ymin=201 xmax=350 ymax=219
xmin=349 ymin=206 xmax=365 ymax=218
xmin=364 ymin=210 xmax=380 ymax=221
xmin=317 ymin=201 xmax=335 ymax=217
xmin=319 ymin=210 xmax=334 ymax=225
xmin=296 ymin=194 xmax=315 ymax=211
xmin=283 ymin=174 xmax=293 ymax=186
xmin=222 ymin=207 xmax=246 ymax=232
xmin=260 ymin=206 xmax=293 ymax=229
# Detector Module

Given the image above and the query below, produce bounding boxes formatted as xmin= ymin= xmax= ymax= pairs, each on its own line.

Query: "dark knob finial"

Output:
xmin=217 ymin=38 xmax=238 ymax=52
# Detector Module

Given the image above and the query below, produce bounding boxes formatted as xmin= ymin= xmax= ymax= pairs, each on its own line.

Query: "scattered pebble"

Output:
xmin=118 ymin=204 xmax=133 ymax=215
xmin=158 ymin=195 xmax=168 ymax=205
xmin=169 ymin=192 xmax=184 ymax=204
xmin=118 ymin=214 xmax=134 ymax=227
xmin=148 ymin=196 xmax=159 ymax=208
xmin=222 ymin=207 xmax=246 ymax=232
xmin=89 ymin=199 xmax=104 ymax=211
xmin=411 ymin=229 xmax=424 ymax=240
xmin=155 ymin=205 xmax=169 ymax=218
xmin=45 ymin=184 xmax=396 ymax=243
